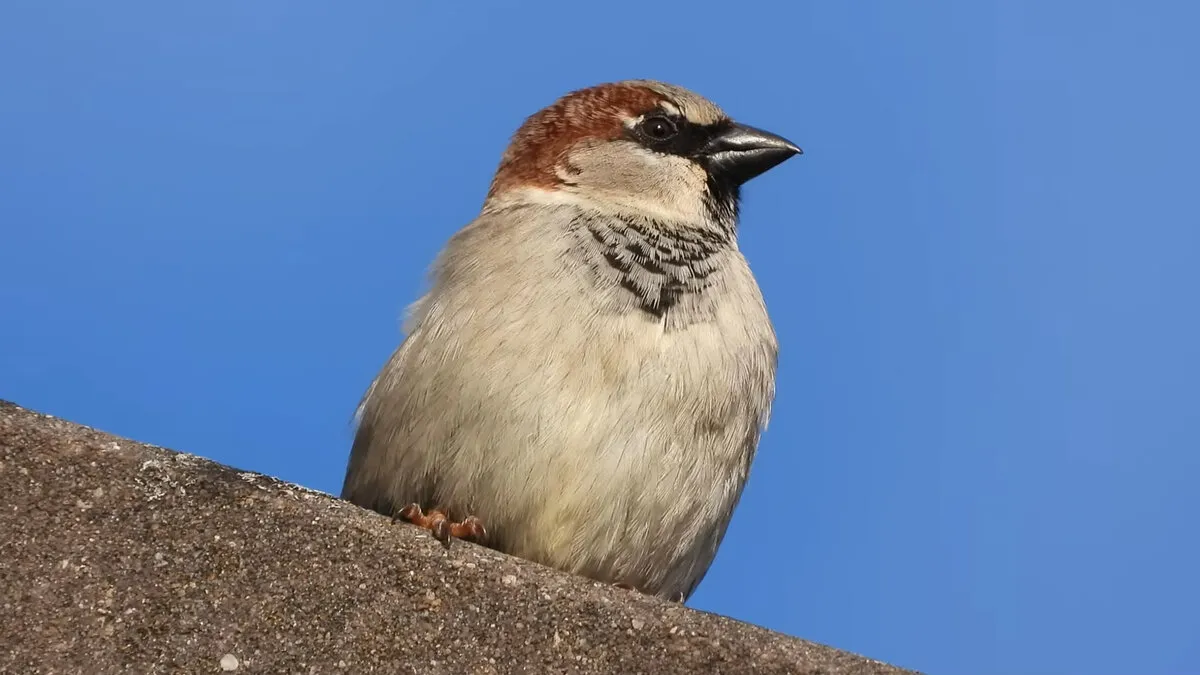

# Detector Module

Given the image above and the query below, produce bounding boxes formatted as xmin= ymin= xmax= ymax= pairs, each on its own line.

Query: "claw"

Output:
xmin=395 ymin=503 xmax=487 ymax=548
xmin=430 ymin=515 xmax=452 ymax=545
xmin=397 ymin=503 xmax=422 ymax=522
xmin=457 ymin=515 xmax=488 ymax=541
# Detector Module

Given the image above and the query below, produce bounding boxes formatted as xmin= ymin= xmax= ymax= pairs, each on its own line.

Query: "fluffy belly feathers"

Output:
xmin=382 ymin=303 xmax=772 ymax=598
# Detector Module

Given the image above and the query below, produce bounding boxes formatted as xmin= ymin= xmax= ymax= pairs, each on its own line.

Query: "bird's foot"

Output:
xmin=395 ymin=503 xmax=487 ymax=548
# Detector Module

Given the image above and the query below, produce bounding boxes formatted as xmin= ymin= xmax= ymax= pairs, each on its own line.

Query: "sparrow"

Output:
xmin=342 ymin=80 xmax=801 ymax=602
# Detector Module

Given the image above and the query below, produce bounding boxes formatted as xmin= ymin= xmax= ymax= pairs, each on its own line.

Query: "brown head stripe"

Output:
xmin=488 ymin=83 xmax=667 ymax=198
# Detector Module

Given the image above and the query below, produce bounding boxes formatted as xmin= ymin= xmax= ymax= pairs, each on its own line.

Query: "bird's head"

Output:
xmin=485 ymin=80 xmax=801 ymax=229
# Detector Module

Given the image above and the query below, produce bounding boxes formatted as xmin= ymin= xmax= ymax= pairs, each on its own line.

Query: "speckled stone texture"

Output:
xmin=0 ymin=400 xmax=918 ymax=675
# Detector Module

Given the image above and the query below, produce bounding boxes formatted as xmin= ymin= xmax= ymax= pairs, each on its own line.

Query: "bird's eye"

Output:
xmin=641 ymin=115 xmax=678 ymax=141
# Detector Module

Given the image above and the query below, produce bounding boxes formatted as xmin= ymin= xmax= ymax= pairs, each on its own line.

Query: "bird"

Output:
xmin=342 ymin=80 xmax=801 ymax=602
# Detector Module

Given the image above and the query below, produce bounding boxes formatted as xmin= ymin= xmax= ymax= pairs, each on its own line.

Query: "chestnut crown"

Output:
xmin=486 ymin=80 xmax=801 ymax=213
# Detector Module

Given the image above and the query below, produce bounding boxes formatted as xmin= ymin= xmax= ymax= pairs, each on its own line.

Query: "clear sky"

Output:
xmin=2 ymin=2 xmax=1197 ymax=673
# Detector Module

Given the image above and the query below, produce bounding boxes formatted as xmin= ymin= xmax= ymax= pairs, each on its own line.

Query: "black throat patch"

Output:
xmin=578 ymin=212 xmax=735 ymax=317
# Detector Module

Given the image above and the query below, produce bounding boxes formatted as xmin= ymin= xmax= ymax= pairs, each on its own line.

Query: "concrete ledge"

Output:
xmin=0 ymin=400 xmax=917 ymax=674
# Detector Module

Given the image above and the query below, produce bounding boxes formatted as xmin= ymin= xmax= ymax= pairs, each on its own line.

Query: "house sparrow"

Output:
xmin=342 ymin=80 xmax=800 ymax=602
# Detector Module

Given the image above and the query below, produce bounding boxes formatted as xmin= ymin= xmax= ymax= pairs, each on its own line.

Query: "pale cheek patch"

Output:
xmin=558 ymin=140 xmax=711 ymax=223
xmin=624 ymin=151 xmax=713 ymax=222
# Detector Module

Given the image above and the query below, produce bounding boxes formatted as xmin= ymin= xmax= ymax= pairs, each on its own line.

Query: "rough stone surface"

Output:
xmin=0 ymin=400 xmax=919 ymax=675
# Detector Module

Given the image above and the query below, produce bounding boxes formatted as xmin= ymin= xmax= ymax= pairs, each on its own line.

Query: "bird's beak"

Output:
xmin=700 ymin=122 xmax=802 ymax=185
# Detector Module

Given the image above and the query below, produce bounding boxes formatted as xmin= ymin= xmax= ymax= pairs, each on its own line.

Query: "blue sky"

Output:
xmin=2 ymin=2 xmax=1197 ymax=673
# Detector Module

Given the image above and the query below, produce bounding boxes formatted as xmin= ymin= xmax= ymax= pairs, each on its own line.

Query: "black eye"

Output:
xmin=641 ymin=115 xmax=678 ymax=141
